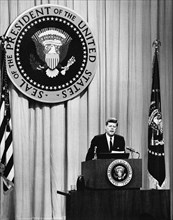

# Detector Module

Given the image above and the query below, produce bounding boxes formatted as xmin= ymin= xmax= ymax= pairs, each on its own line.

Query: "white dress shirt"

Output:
xmin=106 ymin=134 xmax=114 ymax=151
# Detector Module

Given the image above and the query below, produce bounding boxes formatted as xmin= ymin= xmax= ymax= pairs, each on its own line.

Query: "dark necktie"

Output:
xmin=110 ymin=137 xmax=113 ymax=152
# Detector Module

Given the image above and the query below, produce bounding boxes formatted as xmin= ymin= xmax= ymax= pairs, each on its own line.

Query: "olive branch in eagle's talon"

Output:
xmin=61 ymin=56 xmax=76 ymax=75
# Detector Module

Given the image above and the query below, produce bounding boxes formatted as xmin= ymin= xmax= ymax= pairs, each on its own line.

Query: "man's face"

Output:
xmin=105 ymin=122 xmax=117 ymax=137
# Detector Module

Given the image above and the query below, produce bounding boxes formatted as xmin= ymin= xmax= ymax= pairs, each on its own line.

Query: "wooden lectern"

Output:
xmin=66 ymin=189 xmax=170 ymax=220
xmin=82 ymin=159 xmax=142 ymax=189
xmin=66 ymin=159 xmax=170 ymax=220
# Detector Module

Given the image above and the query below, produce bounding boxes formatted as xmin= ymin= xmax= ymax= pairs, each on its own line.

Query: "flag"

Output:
xmin=148 ymin=43 xmax=165 ymax=188
xmin=0 ymin=38 xmax=14 ymax=193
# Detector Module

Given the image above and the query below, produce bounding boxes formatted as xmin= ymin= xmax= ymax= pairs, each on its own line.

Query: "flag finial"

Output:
xmin=152 ymin=40 xmax=161 ymax=52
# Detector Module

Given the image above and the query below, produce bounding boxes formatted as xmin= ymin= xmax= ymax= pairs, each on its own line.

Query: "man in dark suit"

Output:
xmin=86 ymin=117 xmax=125 ymax=161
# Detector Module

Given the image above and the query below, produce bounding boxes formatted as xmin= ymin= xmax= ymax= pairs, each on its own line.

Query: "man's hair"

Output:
xmin=105 ymin=118 xmax=118 ymax=126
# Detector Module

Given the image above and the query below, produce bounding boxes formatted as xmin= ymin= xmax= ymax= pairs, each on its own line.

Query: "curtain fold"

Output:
xmin=0 ymin=0 xmax=172 ymax=220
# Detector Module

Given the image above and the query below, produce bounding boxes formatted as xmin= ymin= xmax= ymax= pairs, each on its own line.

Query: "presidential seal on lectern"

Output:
xmin=107 ymin=159 xmax=133 ymax=187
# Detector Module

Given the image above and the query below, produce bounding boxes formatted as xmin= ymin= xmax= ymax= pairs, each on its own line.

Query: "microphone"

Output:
xmin=126 ymin=147 xmax=140 ymax=158
xmin=126 ymin=147 xmax=136 ymax=152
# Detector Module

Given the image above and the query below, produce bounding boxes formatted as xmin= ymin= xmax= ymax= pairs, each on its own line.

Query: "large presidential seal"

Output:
xmin=107 ymin=159 xmax=133 ymax=187
xmin=4 ymin=5 xmax=97 ymax=103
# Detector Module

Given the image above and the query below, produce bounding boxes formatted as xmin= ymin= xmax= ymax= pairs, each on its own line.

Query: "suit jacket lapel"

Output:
xmin=103 ymin=133 xmax=109 ymax=152
xmin=113 ymin=135 xmax=120 ymax=150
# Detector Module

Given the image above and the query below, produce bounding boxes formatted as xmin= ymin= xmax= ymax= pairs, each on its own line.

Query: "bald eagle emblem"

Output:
xmin=148 ymin=101 xmax=163 ymax=134
xmin=30 ymin=28 xmax=75 ymax=78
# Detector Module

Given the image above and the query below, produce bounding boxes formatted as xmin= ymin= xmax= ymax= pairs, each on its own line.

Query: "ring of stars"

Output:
xmin=15 ymin=16 xmax=88 ymax=91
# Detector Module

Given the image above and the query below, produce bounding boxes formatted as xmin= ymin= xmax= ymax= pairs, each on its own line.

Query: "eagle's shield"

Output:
xmin=45 ymin=53 xmax=60 ymax=70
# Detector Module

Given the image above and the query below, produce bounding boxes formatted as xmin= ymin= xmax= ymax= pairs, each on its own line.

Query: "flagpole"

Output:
xmin=0 ymin=35 xmax=15 ymax=192
xmin=0 ymin=35 xmax=10 ymax=101
xmin=148 ymin=39 xmax=166 ymax=189
xmin=152 ymin=39 xmax=161 ymax=190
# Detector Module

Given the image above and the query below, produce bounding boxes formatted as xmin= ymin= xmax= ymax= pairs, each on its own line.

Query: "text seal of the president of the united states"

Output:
xmin=5 ymin=4 xmax=97 ymax=103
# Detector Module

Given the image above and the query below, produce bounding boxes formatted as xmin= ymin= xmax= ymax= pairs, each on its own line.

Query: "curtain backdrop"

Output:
xmin=0 ymin=0 xmax=173 ymax=220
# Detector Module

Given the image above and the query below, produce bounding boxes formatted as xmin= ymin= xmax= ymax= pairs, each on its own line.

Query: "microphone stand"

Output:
xmin=126 ymin=147 xmax=140 ymax=158
xmin=130 ymin=151 xmax=140 ymax=159
xmin=136 ymin=152 xmax=140 ymax=159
